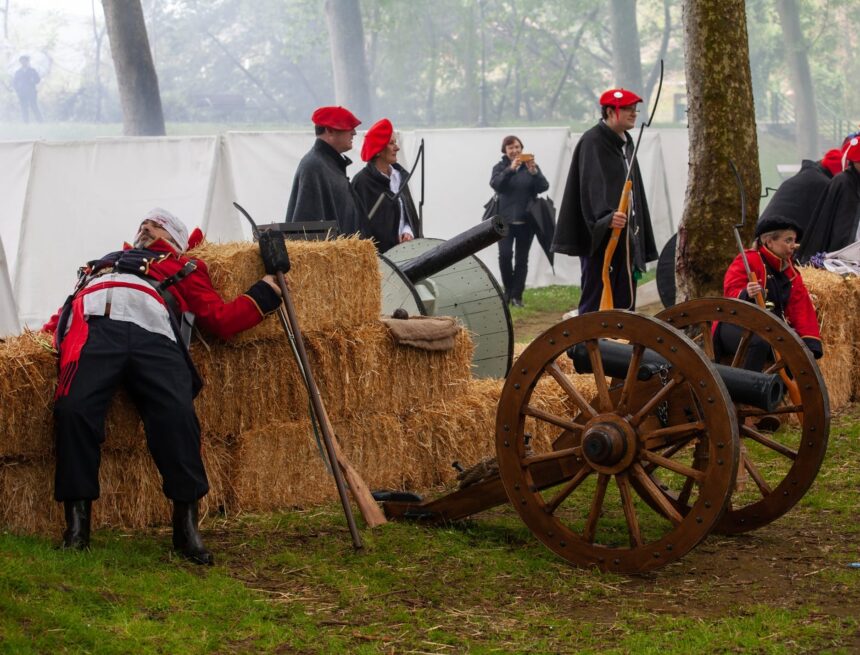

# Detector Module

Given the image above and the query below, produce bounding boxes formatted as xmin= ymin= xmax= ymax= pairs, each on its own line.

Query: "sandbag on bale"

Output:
xmin=189 ymin=237 xmax=381 ymax=343
xmin=0 ymin=439 xmax=231 ymax=537
xmin=800 ymin=266 xmax=859 ymax=409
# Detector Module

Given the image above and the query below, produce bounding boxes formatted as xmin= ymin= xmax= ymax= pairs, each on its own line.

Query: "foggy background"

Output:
xmin=0 ymin=0 xmax=857 ymax=156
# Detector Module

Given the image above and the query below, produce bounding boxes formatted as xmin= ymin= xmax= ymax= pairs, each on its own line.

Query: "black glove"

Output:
xmin=258 ymin=230 xmax=290 ymax=275
xmin=802 ymin=337 xmax=823 ymax=360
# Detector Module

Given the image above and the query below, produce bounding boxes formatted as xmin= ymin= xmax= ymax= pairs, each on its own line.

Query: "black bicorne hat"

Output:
xmin=755 ymin=215 xmax=803 ymax=242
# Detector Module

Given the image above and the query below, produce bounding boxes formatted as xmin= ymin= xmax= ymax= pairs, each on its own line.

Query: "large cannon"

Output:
xmin=382 ymin=297 xmax=829 ymax=573
xmin=379 ymin=216 xmax=513 ymax=378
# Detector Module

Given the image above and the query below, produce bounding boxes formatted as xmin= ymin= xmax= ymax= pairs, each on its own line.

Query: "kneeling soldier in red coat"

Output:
xmin=42 ymin=209 xmax=282 ymax=564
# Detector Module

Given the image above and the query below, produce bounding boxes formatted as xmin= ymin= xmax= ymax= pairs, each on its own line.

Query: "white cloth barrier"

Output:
xmin=0 ymin=128 xmax=688 ymax=333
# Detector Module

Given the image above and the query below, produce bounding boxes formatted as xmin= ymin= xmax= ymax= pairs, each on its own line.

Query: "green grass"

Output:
xmin=511 ymin=271 xmax=657 ymax=322
xmin=2 ymin=404 xmax=858 ymax=653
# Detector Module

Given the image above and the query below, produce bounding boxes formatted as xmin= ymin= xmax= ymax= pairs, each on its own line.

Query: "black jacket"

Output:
xmin=351 ymin=162 xmax=422 ymax=253
xmin=551 ymin=121 xmax=657 ymax=271
xmin=797 ymin=166 xmax=860 ymax=261
xmin=759 ymin=159 xmax=832 ymax=233
xmin=489 ymin=157 xmax=549 ymax=225
xmin=285 ymin=139 xmax=365 ymax=235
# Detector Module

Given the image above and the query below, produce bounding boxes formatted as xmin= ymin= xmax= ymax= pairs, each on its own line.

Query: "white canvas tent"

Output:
xmin=0 ymin=127 xmax=689 ymax=335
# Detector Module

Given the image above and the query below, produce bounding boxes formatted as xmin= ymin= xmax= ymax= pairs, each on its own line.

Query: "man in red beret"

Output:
xmin=798 ymin=136 xmax=860 ymax=261
xmin=351 ymin=118 xmax=422 ymax=253
xmin=551 ymin=88 xmax=657 ymax=313
xmin=285 ymin=105 xmax=366 ymax=235
xmin=758 ymin=147 xmax=843 ymax=234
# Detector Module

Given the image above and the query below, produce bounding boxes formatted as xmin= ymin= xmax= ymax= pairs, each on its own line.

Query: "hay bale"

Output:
xmin=0 ymin=332 xmax=56 ymax=458
xmin=189 ymin=237 xmax=381 ymax=342
xmin=799 ymin=267 xmax=860 ymax=409
xmin=193 ymin=321 xmax=473 ymax=435
xmin=230 ymin=413 xmax=414 ymax=512
xmin=0 ymin=438 xmax=230 ymax=537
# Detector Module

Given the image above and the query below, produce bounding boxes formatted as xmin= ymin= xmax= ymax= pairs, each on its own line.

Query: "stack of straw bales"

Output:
xmin=0 ymin=238 xmax=595 ymax=537
xmin=800 ymin=267 xmax=860 ymax=410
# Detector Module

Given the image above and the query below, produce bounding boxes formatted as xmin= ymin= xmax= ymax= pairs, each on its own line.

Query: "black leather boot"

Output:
xmin=172 ymin=501 xmax=214 ymax=565
xmin=61 ymin=500 xmax=91 ymax=550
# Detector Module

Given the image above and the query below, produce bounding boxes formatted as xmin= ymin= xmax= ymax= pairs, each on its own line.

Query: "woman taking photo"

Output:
xmin=489 ymin=135 xmax=549 ymax=307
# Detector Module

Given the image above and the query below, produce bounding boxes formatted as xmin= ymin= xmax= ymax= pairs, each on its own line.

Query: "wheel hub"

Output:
xmin=582 ymin=423 xmax=627 ymax=466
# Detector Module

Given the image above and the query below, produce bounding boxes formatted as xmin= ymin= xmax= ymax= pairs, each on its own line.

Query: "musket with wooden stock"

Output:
xmin=234 ymin=203 xmax=387 ymax=550
xmin=727 ymin=161 xmax=803 ymax=417
xmin=599 ymin=61 xmax=663 ymax=311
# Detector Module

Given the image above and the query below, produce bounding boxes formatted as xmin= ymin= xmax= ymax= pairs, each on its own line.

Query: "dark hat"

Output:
xmin=755 ymin=215 xmax=803 ymax=241
xmin=599 ymin=88 xmax=643 ymax=110
xmin=361 ymin=118 xmax=393 ymax=162
xmin=311 ymin=106 xmax=361 ymax=131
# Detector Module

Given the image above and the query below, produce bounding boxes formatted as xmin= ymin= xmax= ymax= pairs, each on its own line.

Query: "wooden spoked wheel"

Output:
xmin=495 ymin=311 xmax=738 ymax=574
xmin=656 ymin=298 xmax=830 ymax=534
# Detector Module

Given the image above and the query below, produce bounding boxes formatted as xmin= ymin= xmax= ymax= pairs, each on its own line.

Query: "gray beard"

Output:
xmin=134 ymin=235 xmax=154 ymax=249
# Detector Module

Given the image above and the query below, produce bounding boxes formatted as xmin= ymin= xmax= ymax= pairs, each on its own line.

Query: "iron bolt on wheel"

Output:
xmin=496 ymin=311 xmax=738 ymax=574
xmin=656 ymin=298 xmax=829 ymax=534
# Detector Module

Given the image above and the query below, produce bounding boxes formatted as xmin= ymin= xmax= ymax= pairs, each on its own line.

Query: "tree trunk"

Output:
xmin=462 ymin=3 xmax=480 ymax=125
xmin=324 ymin=0 xmax=372 ymax=120
xmin=609 ymin=0 xmax=643 ymax=92
xmin=102 ymin=0 xmax=165 ymax=136
xmin=676 ymin=0 xmax=760 ymax=301
xmin=775 ymin=0 xmax=819 ymax=158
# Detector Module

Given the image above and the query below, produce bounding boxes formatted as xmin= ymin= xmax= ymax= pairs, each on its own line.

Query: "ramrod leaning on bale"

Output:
xmin=41 ymin=209 xmax=282 ymax=564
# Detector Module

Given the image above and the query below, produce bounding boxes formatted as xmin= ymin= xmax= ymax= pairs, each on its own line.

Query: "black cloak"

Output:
xmin=285 ymin=139 xmax=365 ymax=235
xmin=796 ymin=166 xmax=860 ymax=261
xmin=550 ymin=121 xmax=657 ymax=271
xmin=351 ymin=162 xmax=422 ymax=253
xmin=758 ymin=159 xmax=832 ymax=233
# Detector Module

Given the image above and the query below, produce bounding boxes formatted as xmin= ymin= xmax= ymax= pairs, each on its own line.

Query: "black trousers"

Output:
xmin=578 ymin=245 xmax=637 ymax=314
xmin=714 ymin=322 xmax=771 ymax=371
xmin=498 ymin=223 xmax=535 ymax=301
xmin=54 ymin=317 xmax=208 ymax=503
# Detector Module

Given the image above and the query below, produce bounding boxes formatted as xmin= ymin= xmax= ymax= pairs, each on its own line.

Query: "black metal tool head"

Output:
xmin=644 ymin=59 xmax=664 ymax=129
xmin=232 ymin=201 xmax=260 ymax=240
xmin=728 ymin=159 xmax=747 ymax=230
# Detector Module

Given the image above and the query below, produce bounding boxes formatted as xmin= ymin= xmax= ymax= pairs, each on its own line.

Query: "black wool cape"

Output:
xmin=759 ymin=159 xmax=833 ymax=233
xmin=285 ymin=139 xmax=365 ymax=235
xmin=550 ymin=121 xmax=657 ymax=271
xmin=797 ymin=166 xmax=860 ymax=261
xmin=351 ymin=162 xmax=422 ymax=253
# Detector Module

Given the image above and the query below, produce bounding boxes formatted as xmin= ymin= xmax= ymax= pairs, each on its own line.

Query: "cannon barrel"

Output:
xmin=568 ymin=339 xmax=785 ymax=412
xmin=399 ymin=215 xmax=508 ymax=283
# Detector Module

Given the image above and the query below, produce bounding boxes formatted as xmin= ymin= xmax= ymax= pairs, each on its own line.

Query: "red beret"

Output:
xmin=599 ymin=88 xmax=643 ymax=109
xmin=820 ymin=149 xmax=844 ymax=176
xmin=361 ymin=118 xmax=393 ymax=162
xmin=311 ymin=106 xmax=361 ymax=131
xmin=843 ymin=137 xmax=860 ymax=167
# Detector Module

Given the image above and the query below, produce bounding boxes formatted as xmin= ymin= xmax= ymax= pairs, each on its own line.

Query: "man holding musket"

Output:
xmin=43 ymin=209 xmax=282 ymax=564
xmin=551 ymin=88 xmax=657 ymax=313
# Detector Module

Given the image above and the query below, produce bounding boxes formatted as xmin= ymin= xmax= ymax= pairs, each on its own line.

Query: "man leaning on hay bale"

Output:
xmin=41 ymin=209 xmax=283 ymax=564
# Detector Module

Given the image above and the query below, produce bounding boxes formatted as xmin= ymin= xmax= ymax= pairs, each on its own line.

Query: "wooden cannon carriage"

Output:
xmin=382 ymin=298 xmax=829 ymax=573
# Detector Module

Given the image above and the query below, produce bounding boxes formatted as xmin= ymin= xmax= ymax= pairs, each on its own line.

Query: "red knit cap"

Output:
xmin=843 ymin=137 xmax=860 ymax=169
xmin=599 ymin=88 xmax=643 ymax=110
xmin=311 ymin=106 xmax=361 ymax=131
xmin=361 ymin=118 xmax=393 ymax=162
xmin=820 ymin=149 xmax=844 ymax=176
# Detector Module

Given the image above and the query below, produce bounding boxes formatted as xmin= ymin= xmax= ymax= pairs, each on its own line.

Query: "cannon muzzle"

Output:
xmin=398 ymin=215 xmax=508 ymax=283
xmin=568 ymin=339 xmax=785 ymax=412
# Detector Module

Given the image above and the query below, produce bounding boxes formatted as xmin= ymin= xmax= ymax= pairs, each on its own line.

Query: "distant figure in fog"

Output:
xmin=12 ymin=55 xmax=42 ymax=123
